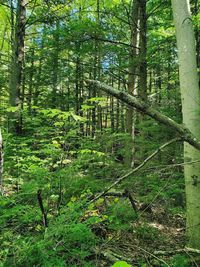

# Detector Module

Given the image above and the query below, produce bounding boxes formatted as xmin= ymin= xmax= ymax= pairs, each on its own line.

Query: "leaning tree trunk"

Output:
xmin=171 ymin=0 xmax=200 ymax=249
xmin=9 ymin=0 xmax=26 ymax=134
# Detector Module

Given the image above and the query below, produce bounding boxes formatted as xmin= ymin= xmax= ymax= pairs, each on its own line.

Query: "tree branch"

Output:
xmin=89 ymin=36 xmax=139 ymax=50
xmin=90 ymin=137 xmax=181 ymax=203
xmin=154 ymin=247 xmax=200 ymax=256
xmin=85 ymin=79 xmax=200 ymax=151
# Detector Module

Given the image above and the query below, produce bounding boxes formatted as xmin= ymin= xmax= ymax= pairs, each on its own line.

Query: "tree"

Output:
xmin=9 ymin=0 xmax=26 ymax=134
xmin=171 ymin=0 xmax=200 ymax=249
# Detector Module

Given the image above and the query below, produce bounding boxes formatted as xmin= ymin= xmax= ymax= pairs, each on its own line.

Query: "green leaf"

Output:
xmin=6 ymin=106 xmax=19 ymax=112
xmin=112 ymin=261 xmax=132 ymax=267
xmin=70 ymin=113 xmax=86 ymax=122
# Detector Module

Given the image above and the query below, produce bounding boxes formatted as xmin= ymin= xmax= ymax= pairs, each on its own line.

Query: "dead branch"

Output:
xmin=90 ymin=138 xmax=181 ymax=203
xmin=85 ymin=79 xmax=200 ymax=151
xmin=154 ymin=247 xmax=200 ymax=256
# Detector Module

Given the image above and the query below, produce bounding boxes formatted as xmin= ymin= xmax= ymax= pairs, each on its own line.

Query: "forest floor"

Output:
xmin=93 ymin=199 xmax=188 ymax=266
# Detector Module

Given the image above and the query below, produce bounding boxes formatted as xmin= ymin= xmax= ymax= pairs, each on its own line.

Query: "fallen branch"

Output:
xmin=95 ymin=248 xmax=133 ymax=264
xmin=85 ymin=79 xmax=200 ymax=151
xmin=154 ymin=247 xmax=200 ymax=256
xmin=90 ymin=137 xmax=181 ymax=203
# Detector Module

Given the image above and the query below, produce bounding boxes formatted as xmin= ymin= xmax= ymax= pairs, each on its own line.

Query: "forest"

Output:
xmin=0 ymin=0 xmax=200 ymax=266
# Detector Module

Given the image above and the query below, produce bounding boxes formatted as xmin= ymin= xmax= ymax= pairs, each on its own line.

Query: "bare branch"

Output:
xmin=90 ymin=137 xmax=181 ymax=203
xmin=85 ymin=79 xmax=200 ymax=150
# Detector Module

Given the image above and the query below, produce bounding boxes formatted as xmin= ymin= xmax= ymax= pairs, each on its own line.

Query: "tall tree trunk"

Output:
xmin=126 ymin=0 xmax=139 ymax=134
xmin=9 ymin=0 xmax=26 ymax=134
xmin=75 ymin=43 xmax=81 ymax=115
xmin=171 ymin=0 xmax=200 ymax=249
xmin=91 ymin=0 xmax=101 ymax=137
xmin=125 ymin=0 xmax=139 ymax=166
xmin=27 ymin=47 xmax=34 ymax=114
xmin=52 ymin=20 xmax=60 ymax=108
xmin=137 ymin=0 xmax=147 ymax=160
xmin=138 ymin=0 xmax=147 ymax=102
xmin=33 ymin=25 xmax=46 ymax=107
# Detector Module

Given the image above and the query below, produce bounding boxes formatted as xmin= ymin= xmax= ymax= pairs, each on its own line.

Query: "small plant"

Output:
xmin=171 ymin=254 xmax=189 ymax=267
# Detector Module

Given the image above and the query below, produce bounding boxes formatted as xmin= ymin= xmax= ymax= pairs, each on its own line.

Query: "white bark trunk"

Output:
xmin=171 ymin=0 xmax=200 ymax=249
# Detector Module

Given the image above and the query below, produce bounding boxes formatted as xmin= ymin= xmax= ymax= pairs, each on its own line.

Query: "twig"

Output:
xmin=136 ymin=246 xmax=170 ymax=267
xmin=90 ymin=137 xmax=181 ymax=203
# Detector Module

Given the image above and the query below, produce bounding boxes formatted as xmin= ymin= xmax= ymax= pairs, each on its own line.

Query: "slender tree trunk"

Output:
xmin=126 ymin=0 xmax=139 ymax=134
xmin=27 ymin=47 xmax=34 ymax=114
xmin=91 ymin=0 xmax=101 ymax=137
xmin=110 ymin=76 xmax=115 ymax=132
xmin=75 ymin=43 xmax=81 ymax=115
xmin=52 ymin=21 xmax=60 ymax=108
xmin=9 ymin=0 xmax=26 ymax=134
xmin=121 ymin=102 xmax=125 ymax=132
xmin=156 ymin=66 xmax=162 ymax=104
xmin=138 ymin=0 xmax=147 ymax=102
xmin=110 ymin=96 xmax=115 ymax=132
xmin=172 ymin=0 xmax=200 ymax=249
xmin=125 ymin=0 xmax=139 ymax=166
xmin=137 ymin=0 xmax=148 ymax=159
xmin=33 ymin=26 xmax=46 ymax=107
xmin=116 ymin=64 xmax=121 ymax=132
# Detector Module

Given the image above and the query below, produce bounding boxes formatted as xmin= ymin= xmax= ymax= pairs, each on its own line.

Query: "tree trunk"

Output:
xmin=138 ymin=0 xmax=147 ymax=102
xmin=125 ymin=0 xmax=140 ymax=166
xmin=27 ymin=47 xmax=34 ymax=114
xmin=9 ymin=0 xmax=26 ymax=134
xmin=33 ymin=26 xmax=46 ymax=107
xmin=52 ymin=20 xmax=60 ymax=108
xmin=171 ymin=0 xmax=200 ymax=249
xmin=126 ymin=0 xmax=139 ymax=134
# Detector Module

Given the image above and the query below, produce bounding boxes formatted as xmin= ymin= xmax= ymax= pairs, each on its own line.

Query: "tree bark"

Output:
xmin=138 ymin=0 xmax=147 ymax=102
xmin=9 ymin=0 xmax=26 ymax=134
xmin=171 ymin=0 xmax=200 ymax=249
xmin=126 ymin=0 xmax=139 ymax=134
xmin=27 ymin=47 xmax=34 ymax=114
xmin=52 ymin=20 xmax=60 ymax=108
